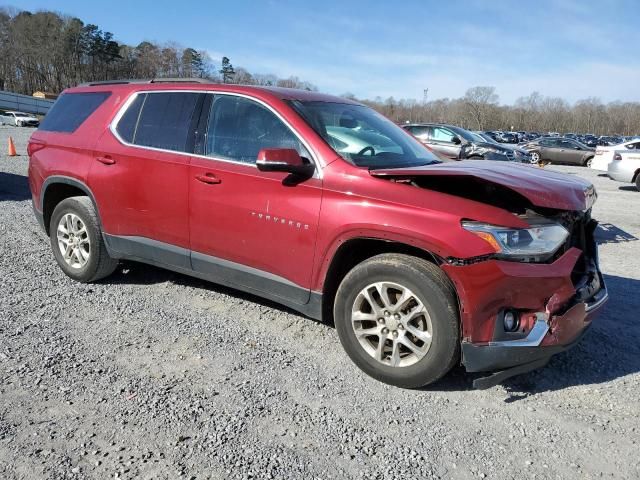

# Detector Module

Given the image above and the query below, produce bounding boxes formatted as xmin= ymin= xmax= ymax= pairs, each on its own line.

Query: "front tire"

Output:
xmin=49 ymin=196 xmax=118 ymax=283
xmin=635 ymin=174 xmax=640 ymax=192
xmin=530 ymin=151 xmax=541 ymax=163
xmin=334 ymin=254 xmax=459 ymax=388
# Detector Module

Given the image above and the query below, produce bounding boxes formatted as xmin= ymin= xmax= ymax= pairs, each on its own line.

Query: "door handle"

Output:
xmin=195 ymin=173 xmax=222 ymax=185
xmin=96 ymin=156 xmax=116 ymax=165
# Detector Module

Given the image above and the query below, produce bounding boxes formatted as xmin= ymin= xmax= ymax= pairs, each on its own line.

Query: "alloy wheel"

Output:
xmin=351 ymin=281 xmax=433 ymax=367
xmin=57 ymin=213 xmax=91 ymax=269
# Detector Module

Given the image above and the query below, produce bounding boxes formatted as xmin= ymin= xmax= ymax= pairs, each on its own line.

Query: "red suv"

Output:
xmin=28 ymin=80 xmax=607 ymax=389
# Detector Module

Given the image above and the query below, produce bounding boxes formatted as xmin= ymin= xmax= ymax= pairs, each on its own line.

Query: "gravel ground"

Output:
xmin=1 ymin=125 xmax=639 ymax=479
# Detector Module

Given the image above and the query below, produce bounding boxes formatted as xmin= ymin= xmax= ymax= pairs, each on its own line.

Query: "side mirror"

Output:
xmin=452 ymin=136 xmax=462 ymax=145
xmin=256 ymin=148 xmax=315 ymax=177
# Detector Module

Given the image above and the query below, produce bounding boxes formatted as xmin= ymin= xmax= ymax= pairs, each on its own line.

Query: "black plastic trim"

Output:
xmin=102 ymin=234 xmax=322 ymax=320
xmin=462 ymin=323 xmax=591 ymax=373
xmin=39 ymin=176 xmax=102 ymax=234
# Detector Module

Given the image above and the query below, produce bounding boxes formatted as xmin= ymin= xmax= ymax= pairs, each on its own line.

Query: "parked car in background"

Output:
xmin=522 ymin=137 xmax=595 ymax=166
xmin=499 ymin=132 xmax=519 ymax=144
xmin=524 ymin=132 xmax=541 ymax=141
xmin=582 ymin=135 xmax=599 ymax=148
xmin=0 ymin=110 xmax=40 ymax=127
xmin=403 ymin=123 xmax=531 ymax=162
xmin=598 ymin=136 xmax=623 ymax=146
xmin=607 ymin=150 xmax=640 ymax=191
xmin=591 ymin=139 xmax=640 ymax=171
xmin=471 ymin=132 xmax=535 ymax=163
xmin=28 ymin=80 xmax=607 ymax=389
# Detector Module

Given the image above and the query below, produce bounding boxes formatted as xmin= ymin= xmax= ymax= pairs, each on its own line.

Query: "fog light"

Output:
xmin=503 ymin=311 xmax=520 ymax=332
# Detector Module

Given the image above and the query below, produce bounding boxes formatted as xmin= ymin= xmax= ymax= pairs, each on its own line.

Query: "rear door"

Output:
xmin=89 ymin=91 xmax=203 ymax=267
xmin=188 ymin=93 xmax=322 ymax=305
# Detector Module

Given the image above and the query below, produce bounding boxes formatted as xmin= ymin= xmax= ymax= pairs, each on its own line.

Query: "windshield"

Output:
xmin=13 ymin=112 xmax=29 ymax=117
xmin=288 ymin=100 xmax=440 ymax=169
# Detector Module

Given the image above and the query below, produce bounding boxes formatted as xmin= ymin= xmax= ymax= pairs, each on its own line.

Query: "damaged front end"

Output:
xmin=370 ymin=162 xmax=608 ymax=388
xmin=444 ymin=208 xmax=607 ymax=388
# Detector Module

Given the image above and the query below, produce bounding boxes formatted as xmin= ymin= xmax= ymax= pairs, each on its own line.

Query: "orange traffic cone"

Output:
xmin=7 ymin=136 xmax=17 ymax=156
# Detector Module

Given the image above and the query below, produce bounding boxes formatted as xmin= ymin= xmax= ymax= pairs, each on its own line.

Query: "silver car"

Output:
xmin=608 ymin=150 xmax=640 ymax=191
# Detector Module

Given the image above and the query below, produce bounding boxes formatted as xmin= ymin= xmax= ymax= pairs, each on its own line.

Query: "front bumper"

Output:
xmin=442 ymin=222 xmax=607 ymax=388
xmin=461 ymin=285 xmax=607 ymax=374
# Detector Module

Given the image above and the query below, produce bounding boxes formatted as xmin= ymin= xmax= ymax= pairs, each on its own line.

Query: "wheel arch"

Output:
xmin=317 ymin=236 xmax=456 ymax=325
xmin=41 ymin=176 xmax=101 ymax=235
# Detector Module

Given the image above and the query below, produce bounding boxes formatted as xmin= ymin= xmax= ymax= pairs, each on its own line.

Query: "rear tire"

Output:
xmin=635 ymin=174 xmax=640 ymax=192
xmin=334 ymin=254 xmax=460 ymax=388
xmin=49 ymin=196 xmax=118 ymax=283
xmin=583 ymin=156 xmax=593 ymax=167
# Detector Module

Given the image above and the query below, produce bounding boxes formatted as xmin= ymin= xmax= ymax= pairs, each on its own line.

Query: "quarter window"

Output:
xmin=39 ymin=92 xmax=111 ymax=133
xmin=205 ymin=95 xmax=308 ymax=164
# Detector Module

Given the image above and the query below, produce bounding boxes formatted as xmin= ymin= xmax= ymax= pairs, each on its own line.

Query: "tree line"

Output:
xmin=0 ymin=8 xmax=316 ymax=95
xmin=351 ymin=87 xmax=640 ymax=136
xmin=1 ymin=7 xmax=637 ymax=136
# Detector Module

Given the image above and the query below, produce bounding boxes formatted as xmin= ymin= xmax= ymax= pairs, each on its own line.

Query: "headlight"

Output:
xmin=462 ymin=219 xmax=569 ymax=261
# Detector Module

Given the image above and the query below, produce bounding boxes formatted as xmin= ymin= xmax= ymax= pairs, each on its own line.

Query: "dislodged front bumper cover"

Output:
xmin=442 ymin=243 xmax=608 ymax=389
xmin=461 ymin=286 xmax=607 ymax=373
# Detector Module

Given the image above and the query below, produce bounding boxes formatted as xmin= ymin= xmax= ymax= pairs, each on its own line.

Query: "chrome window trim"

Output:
xmin=108 ymin=89 xmax=323 ymax=178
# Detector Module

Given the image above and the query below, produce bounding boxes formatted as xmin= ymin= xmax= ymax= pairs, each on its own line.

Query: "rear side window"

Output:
xmin=39 ymin=92 xmax=110 ymax=133
xmin=129 ymin=92 xmax=201 ymax=152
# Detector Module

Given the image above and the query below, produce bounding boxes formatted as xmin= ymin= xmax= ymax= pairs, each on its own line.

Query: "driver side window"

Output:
xmin=431 ymin=127 xmax=456 ymax=143
xmin=205 ymin=95 xmax=309 ymax=164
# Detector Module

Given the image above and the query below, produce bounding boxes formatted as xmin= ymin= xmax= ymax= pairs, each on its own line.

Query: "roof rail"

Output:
xmin=80 ymin=78 xmax=215 ymax=87
xmin=150 ymin=77 xmax=214 ymax=84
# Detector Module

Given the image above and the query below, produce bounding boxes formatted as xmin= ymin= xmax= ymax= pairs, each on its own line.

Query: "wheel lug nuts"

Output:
xmin=384 ymin=311 xmax=390 ymax=316
xmin=381 ymin=328 xmax=389 ymax=334
xmin=392 ymin=331 xmax=398 ymax=338
xmin=394 ymin=314 xmax=400 ymax=320
xmin=378 ymin=318 xmax=385 ymax=324
xmin=398 ymin=324 xmax=404 ymax=330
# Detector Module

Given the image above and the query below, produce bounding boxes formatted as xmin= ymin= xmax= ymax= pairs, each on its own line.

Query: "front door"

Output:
xmin=189 ymin=94 xmax=322 ymax=305
xmin=427 ymin=126 xmax=461 ymax=159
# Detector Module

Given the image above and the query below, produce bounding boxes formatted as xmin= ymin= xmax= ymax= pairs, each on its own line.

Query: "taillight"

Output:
xmin=613 ymin=153 xmax=622 ymax=161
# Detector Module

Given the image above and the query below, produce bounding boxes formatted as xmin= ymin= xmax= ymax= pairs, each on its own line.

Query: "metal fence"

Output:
xmin=0 ymin=90 xmax=54 ymax=115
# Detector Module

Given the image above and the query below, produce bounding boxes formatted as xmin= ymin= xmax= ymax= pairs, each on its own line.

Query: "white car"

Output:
xmin=591 ymin=139 xmax=640 ymax=171
xmin=0 ymin=111 xmax=40 ymax=127
xmin=607 ymin=149 xmax=640 ymax=191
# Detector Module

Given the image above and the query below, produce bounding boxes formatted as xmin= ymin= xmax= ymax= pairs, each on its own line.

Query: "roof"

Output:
xmin=67 ymin=79 xmax=361 ymax=105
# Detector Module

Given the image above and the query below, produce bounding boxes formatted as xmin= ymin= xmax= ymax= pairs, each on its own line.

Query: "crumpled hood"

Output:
xmin=370 ymin=160 xmax=596 ymax=211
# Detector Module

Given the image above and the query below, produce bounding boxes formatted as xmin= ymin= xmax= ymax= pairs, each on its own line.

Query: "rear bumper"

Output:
xmin=607 ymin=162 xmax=635 ymax=183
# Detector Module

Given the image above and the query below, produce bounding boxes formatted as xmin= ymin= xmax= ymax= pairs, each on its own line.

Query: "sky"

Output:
xmin=14 ymin=0 xmax=640 ymax=104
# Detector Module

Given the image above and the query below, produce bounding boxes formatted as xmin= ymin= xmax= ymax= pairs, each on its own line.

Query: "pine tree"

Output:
xmin=219 ymin=56 xmax=235 ymax=83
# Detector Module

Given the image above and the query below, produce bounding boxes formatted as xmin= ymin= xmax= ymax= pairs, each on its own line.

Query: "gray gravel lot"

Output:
xmin=1 ymin=124 xmax=639 ymax=479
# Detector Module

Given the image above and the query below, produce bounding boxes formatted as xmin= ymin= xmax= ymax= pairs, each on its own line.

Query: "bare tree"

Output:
xmin=463 ymin=86 xmax=499 ymax=130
